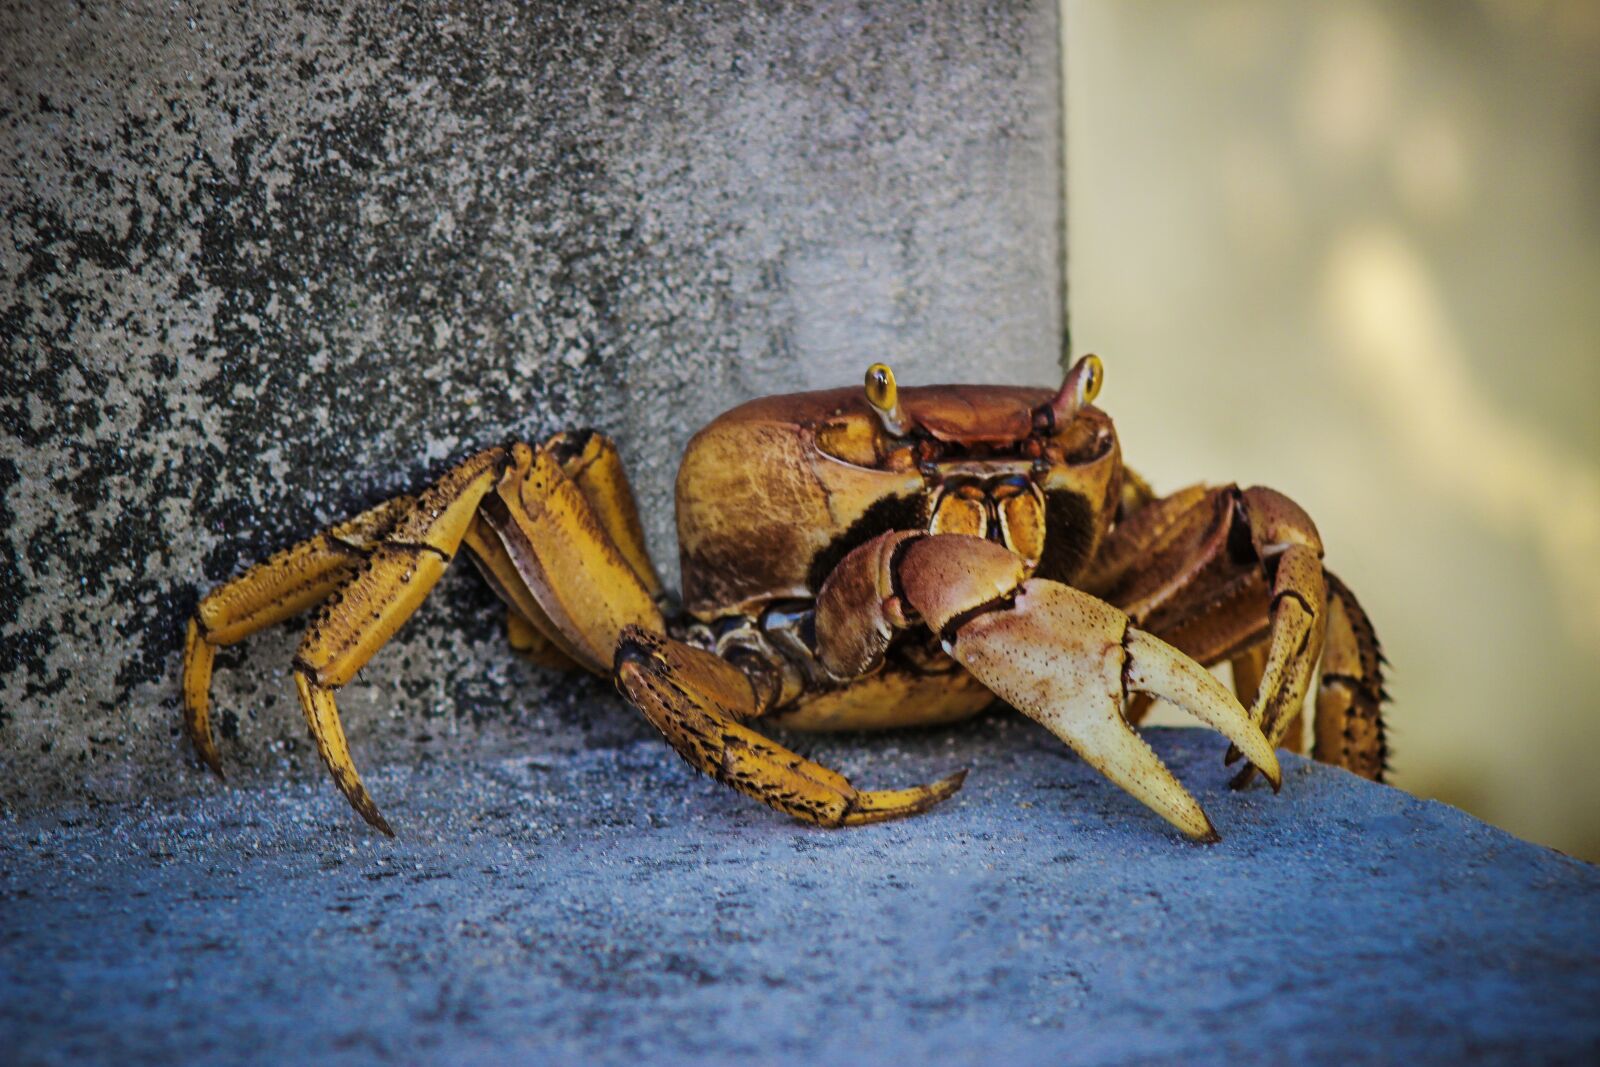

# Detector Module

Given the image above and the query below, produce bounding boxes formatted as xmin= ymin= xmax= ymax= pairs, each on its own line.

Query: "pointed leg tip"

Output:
xmin=188 ymin=736 xmax=226 ymax=780
xmin=924 ymin=768 xmax=970 ymax=807
xmin=1194 ymin=827 xmax=1222 ymax=845
xmin=840 ymin=769 xmax=969 ymax=826
xmin=351 ymin=796 xmax=395 ymax=837
xmin=1228 ymin=764 xmax=1258 ymax=791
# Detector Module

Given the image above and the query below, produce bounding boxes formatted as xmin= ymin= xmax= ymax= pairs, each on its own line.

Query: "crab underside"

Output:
xmin=183 ymin=358 xmax=1386 ymax=841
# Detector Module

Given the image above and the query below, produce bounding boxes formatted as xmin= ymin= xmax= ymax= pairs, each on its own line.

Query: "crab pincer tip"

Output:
xmin=1187 ymin=810 xmax=1223 ymax=845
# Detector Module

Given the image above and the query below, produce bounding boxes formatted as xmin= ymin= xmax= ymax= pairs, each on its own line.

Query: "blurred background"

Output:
xmin=1064 ymin=0 xmax=1600 ymax=859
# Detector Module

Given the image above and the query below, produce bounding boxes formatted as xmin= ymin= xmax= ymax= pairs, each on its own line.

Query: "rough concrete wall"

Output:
xmin=0 ymin=1 xmax=1063 ymax=808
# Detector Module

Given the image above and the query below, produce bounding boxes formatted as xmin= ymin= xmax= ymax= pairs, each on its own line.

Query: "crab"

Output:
xmin=182 ymin=356 xmax=1387 ymax=841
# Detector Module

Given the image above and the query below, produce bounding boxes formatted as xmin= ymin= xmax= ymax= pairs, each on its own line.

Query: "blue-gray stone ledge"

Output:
xmin=2 ymin=722 xmax=1595 ymax=1066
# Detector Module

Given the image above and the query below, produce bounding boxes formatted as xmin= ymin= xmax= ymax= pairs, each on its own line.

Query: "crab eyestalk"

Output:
xmin=864 ymin=362 xmax=910 ymax=436
xmin=1034 ymin=353 xmax=1104 ymax=433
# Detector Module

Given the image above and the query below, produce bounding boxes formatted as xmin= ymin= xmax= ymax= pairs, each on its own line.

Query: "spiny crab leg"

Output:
xmin=892 ymin=535 xmax=1280 ymax=841
xmin=1222 ymin=490 xmax=1330 ymax=787
xmin=614 ymin=628 xmax=967 ymax=827
xmin=184 ymin=437 xmax=670 ymax=836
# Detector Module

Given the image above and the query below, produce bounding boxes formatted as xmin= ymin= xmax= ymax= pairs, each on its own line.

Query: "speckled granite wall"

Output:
xmin=0 ymin=0 xmax=1063 ymax=809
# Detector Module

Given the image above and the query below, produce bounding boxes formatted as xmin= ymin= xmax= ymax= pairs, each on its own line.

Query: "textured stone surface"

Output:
xmin=2 ymin=724 xmax=1596 ymax=1066
xmin=0 ymin=0 xmax=1064 ymax=808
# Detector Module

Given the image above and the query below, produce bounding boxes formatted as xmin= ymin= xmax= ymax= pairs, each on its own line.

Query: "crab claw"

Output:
xmin=1125 ymin=627 xmax=1281 ymax=793
xmin=898 ymin=538 xmax=1276 ymax=840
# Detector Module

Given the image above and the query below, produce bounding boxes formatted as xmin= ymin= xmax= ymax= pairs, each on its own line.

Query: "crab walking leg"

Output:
xmin=1075 ymin=481 xmax=1334 ymax=786
xmin=1225 ymin=546 xmax=1327 ymax=788
xmin=1313 ymin=572 xmax=1388 ymax=781
xmin=461 ymin=514 xmax=584 ymax=671
xmin=1121 ymin=693 xmax=1157 ymax=728
xmin=182 ymin=495 xmax=412 ymax=775
xmin=477 ymin=442 xmax=664 ymax=673
xmin=613 ymin=628 xmax=966 ymax=827
xmin=460 ymin=429 xmax=661 ymax=666
xmin=292 ymin=448 xmax=507 ymax=834
xmin=1230 ymin=642 xmax=1266 ymax=707
xmin=1079 ymin=483 xmax=1214 ymax=603
xmin=545 ymin=431 xmax=664 ymax=602
xmin=457 ymin=430 xmax=663 ymax=673
xmin=503 ymin=606 xmax=580 ymax=670
xmin=1247 ymin=544 xmax=1327 ymax=743
xmin=1229 ymin=642 xmax=1305 ymax=753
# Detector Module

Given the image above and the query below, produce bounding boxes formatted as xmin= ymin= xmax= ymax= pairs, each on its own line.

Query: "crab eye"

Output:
xmin=1080 ymin=354 xmax=1104 ymax=405
xmin=864 ymin=363 xmax=896 ymax=410
xmin=863 ymin=362 xmax=909 ymax=436
xmin=1036 ymin=354 xmax=1105 ymax=432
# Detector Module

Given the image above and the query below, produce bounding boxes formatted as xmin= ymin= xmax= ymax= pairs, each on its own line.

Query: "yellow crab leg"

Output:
xmin=460 ymin=513 xmax=584 ymax=670
xmin=1222 ymin=549 xmax=1326 ymax=788
xmin=502 ymin=607 xmax=579 ymax=670
xmin=1313 ymin=572 xmax=1388 ymax=781
xmin=614 ymin=628 xmax=967 ymax=828
xmin=188 ymin=430 xmax=676 ymax=834
xmin=462 ymin=430 xmax=662 ymax=672
xmin=183 ymin=495 xmax=412 ymax=776
xmin=1247 ymin=545 xmax=1327 ymax=745
xmin=546 ymin=430 xmax=664 ymax=601
xmin=291 ymin=448 xmax=506 ymax=833
xmin=478 ymin=442 xmax=663 ymax=673
xmin=1229 ymin=642 xmax=1305 ymax=753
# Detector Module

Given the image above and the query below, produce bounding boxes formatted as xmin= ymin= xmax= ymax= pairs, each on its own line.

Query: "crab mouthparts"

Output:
xmin=928 ymin=470 xmax=1047 ymax=563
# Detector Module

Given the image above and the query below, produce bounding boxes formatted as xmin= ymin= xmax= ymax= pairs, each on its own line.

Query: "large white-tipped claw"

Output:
xmin=941 ymin=579 xmax=1221 ymax=841
xmin=1036 ymin=692 xmax=1220 ymax=842
xmin=1124 ymin=627 xmax=1282 ymax=791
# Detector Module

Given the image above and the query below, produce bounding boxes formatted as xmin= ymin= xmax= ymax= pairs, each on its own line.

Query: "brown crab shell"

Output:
xmin=675 ymin=384 xmax=1064 ymax=621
